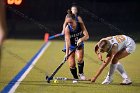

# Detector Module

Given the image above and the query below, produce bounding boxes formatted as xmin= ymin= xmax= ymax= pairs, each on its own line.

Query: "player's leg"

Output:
xmin=117 ymin=39 xmax=136 ymax=85
xmin=68 ymin=51 xmax=78 ymax=80
xmin=116 ymin=62 xmax=128 ymax=80
xmin=113 ymin=50 xmax=132 ymax=85
xmin=117 ymin=41 xmax=136 ymax=85
xmin=116 ymin=62 xmax=132 ymax=85
xmin=76 ymin=46 xmax=86 ymax=80
xmin=102 ymin=48 xmax=130 ymax=84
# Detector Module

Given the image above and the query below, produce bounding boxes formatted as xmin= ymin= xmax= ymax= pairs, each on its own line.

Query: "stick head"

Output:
xmin=46 ymin=75 xmax=53 ymax=83
xmin=47 ymin=77 xmax=52 ymax=83
xmin=47 ymin=80 xmax=51 ymax=83
xmin=46 ymin=76 xmax=50 ymax=83
xmin=46 ymin=75 xmax=49 ymax=80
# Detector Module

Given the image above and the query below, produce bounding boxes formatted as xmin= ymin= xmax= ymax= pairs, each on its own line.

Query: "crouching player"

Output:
xmin=91 ymin=35 xmax=136 ymax=85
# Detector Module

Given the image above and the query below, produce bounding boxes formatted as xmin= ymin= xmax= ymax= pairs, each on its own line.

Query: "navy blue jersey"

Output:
xmin=75 ymin=15 xmax=79 ymax=22
xmin=68 ymin=22 xmax=84 ymax=46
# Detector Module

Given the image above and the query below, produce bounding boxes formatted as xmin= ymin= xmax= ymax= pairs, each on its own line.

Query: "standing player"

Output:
xmin=64 ymin=10 xmax=89 ymax=83
xmin=91 ymin=35 xmax=136 ymax=85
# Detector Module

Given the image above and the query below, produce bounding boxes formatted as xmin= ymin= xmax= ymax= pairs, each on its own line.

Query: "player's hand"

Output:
xmin=64 ymin=54 xmax=68 ymax=61
xmin=91 ymin=77 xmax=96 ymax=83
xmin=98 ymin=53 xmax=103 ymax=61
xmin=77 ymin=38 xmax=82 ymax=46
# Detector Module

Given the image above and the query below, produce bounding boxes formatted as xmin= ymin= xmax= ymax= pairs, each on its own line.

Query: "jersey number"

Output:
xmin=75 ymin=37 xmax=79 ymax=44
xmin=114 ymin=35 xmax=125 ymax=43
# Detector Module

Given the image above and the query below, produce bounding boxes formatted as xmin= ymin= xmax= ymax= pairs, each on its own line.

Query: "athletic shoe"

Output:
xmin=73 ymin=79 xmax=78 ymax=83
xmin=120 ymin=78 xmax=132 ymax=85
xmin=102 ymin=76 xmax=113 ymax=85
xmin=79 ymin=73 xmax=86 ymax=80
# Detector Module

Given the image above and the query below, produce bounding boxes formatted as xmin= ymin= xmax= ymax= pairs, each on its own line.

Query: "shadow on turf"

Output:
xmin=1 ymin=81 xmax=140 ymax=87
xmin=0 ymin=81 xmax=92 ymax=87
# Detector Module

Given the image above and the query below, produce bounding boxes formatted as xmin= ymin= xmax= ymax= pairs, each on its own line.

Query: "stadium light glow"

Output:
xmin=14 ymin=0 xmax=22 ymax=5
xmin=7 ymin=0 xmax=22 ymax=5
xmin=7 ymin=0 xmax=14 ymax=5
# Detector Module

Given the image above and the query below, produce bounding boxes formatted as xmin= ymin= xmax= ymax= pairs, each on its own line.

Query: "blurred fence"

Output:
xmin=6 ymin=0 xmax=140 ymax=41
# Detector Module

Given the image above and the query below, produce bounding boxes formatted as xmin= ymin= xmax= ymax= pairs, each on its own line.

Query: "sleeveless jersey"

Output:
xmin=75 ymin=15 xmax=79 ymax=22
xmin=108 ymin=35 xmax=131 ymax=52
xmin=68 ymin=22 xmax=83 ymax=46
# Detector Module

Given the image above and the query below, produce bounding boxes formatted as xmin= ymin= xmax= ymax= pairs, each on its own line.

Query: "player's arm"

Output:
xmin=78 ymin=16 xmax=89 ymax=39
xmin=78 ymin=16 xmax=84 ymax=24
xmin=91 ymin=52 xmax=113 ymax=82
xmin=77 ymin=23 xmax=89 ymax=45
xmin=64 ymin=26 xmax=70 ymax=57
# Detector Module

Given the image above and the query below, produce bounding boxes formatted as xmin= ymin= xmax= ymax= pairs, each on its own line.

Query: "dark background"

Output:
xmin=6 ymin=0 xmax=140 ymax=41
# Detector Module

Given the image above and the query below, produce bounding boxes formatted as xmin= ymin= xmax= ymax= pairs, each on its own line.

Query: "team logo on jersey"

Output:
xmin=70 ymin=31 xmax=82 ymax=38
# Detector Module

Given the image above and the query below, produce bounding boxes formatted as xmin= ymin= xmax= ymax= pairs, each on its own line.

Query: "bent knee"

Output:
xmin=112 ymin=57 xmax=119 ymax=64
xmin=77 ymin=58 xmax=83 ymax=63
xmin=69 ymin=64 xmax=76 ymax=68
xmin=68 ymin=61 xmax=76 ymax=68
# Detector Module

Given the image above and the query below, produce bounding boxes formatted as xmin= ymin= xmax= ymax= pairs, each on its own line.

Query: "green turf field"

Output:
xmin=0 ymin=39 xmax=140 ymax=93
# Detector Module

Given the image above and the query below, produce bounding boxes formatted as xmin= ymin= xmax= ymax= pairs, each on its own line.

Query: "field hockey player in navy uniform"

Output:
xmin=64 ymin=10 xmax=89 ymax=83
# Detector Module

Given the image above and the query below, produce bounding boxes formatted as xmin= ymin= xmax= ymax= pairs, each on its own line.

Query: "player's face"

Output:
xmin=65 ymin=18 xmax=74 ymax=26
xmin=99 ymin=45 xmax=110 ymax=53
xmin=71 ymin=7 xmax=78 ymax=15
xmin=99 ymin=47 xmax=105 ymax=53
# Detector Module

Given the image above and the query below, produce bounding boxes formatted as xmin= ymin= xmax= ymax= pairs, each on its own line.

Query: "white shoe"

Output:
xmin=102 ymin=76 xmax=112 ymax=85
xmin=73 ymin=79 xmax=78 ymax=83
xmin=120 ymin=78 xmax=132 ymax=85
xmin=79 ymin=73 xmax=86 ymax=80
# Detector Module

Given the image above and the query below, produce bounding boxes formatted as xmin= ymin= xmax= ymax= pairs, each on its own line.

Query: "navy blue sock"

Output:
xmin=70 ymin=67 xmax=78 ymax=79
xmin=78 ymin=61 xmax=84 ymax=74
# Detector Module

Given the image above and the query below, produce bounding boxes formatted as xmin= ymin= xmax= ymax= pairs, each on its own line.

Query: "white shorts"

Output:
xmin=126 ymin=37 xmax=136 ymax=54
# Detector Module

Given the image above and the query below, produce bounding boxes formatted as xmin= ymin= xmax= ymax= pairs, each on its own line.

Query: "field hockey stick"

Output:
xmin=46 ymin=44 xmax=81 ymax=83
xmin=54 ymin=77 xmax=90 ymax=81
xmin=44 ymin=33 xmax=64 ymax=42
xmin=49 ymin=33 xmax=64 ymax=40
